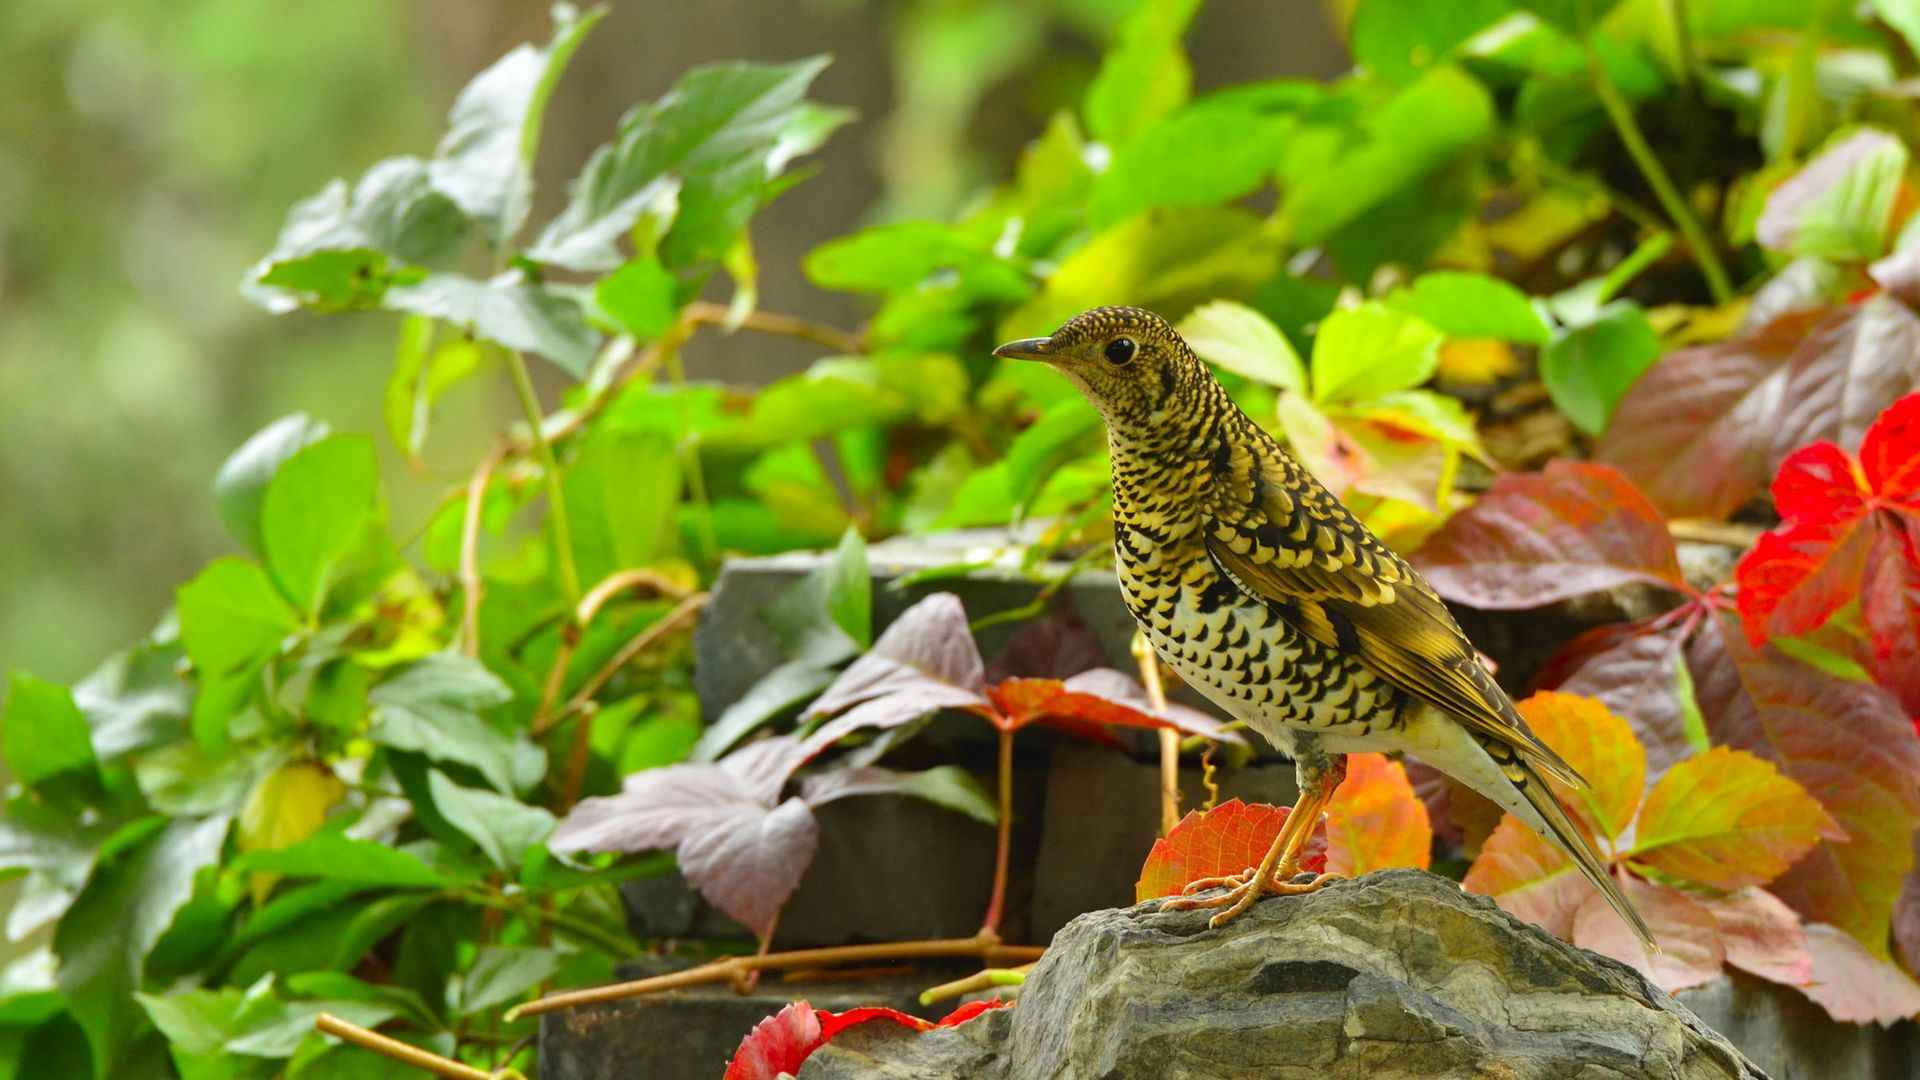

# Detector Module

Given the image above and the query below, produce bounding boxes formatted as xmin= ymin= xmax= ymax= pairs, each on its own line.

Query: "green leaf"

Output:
xmin=1384 ymin=271 xmax=1553 ymax=344
xmin=1089 ymin=106 xmax=1292 ymax=228
xmin=74 ymin=629 xmax=191 ymax=759
xmin=177 ymin=560 xmax=299 ymax=676
xmin=368 ymin=653 xmax=531 ymax=795
xmin=55 ymin=815 xmax=229 ymax=1079
xmin=428 ymin=3 xmax=607 ymax=245
xmin=135 ymin=741 xmax=284 ymax=817
xmin=1874 ymin=0 xmax=1920 ymax=62
xmin=564 ymin=428 xmax=682 ymax=586
xmin=804 ymin=222 xmax=1027 ymax=300
xmin=260 ymin=436 xmax=384 ymax=618
xmin=689 ymin=658 xmax=838 ymax=763
xmin=426 ymin=770 xmax=555 ymax=871
xmin=231 ymin=831 xmax=460 ymax=889
xmin=1005 ymin=398 xmax=1103 ymax=519
xmin=595 ymin=256 xmax=681 ymax=340
xmin=1540 ymin=302 xmax=1661 ymax=435
xmin=1310 ymin=302 xmax=1444 ymax=403
xmin=1517 ymin=0 xmax=1626 ymax=34
xmin=1085 ymin=0 xmax=1204 ymax=146
xmin=385 ymin=319 xmax=486 ymax=463
xmin=1351 ymin=0 xmax=1515 ymax=83
xmin=804 ymin=764 xmax=999 ymax=826
xmin=1004 ymin=206 xmax=1279 ymax=340
xmin=458 ymin=946 xmax=563 ymax=1015
xmin=732 ymin=354 xmax=969 ymax=448
xmin=1756 ymin=128 xmax=1909 ymax=262
xmin=529 ymin=57 xmax=838 ymax=271
xmin=214 ymin=414 xmax=331 ymax=556
xmin=1284 ymin=66 xmax=1494 ymax=247
xmin=384 ymin=272 xmax=600 ymax=378
xmin=243 ymin=158 xmax=467 ymax=312
xmin=3 ymin=673 xmax=96 ymax=789
xmin=1176 ymin=300 xmax=1308 ymax=392
xmin=1340 ymin=389 xmax=1490 ymax=461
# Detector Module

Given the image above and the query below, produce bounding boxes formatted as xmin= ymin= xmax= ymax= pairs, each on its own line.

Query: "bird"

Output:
xmin=994 ymin=306 xmax=1655 ymax=948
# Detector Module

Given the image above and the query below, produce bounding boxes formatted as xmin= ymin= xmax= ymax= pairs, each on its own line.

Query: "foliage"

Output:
xmin=723 ymin=998 xmax=1007 ymax=1080
xmin=14 ymin=0 xmax=1920 ymax=1073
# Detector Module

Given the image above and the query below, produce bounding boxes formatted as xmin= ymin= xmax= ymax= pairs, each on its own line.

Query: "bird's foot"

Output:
xmin=1159 ymin=870 xmax=1344 ymax=929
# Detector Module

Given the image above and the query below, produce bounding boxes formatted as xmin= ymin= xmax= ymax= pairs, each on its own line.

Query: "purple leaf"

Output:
xmin=983 ymin=600 xmax=1109 ymax=683
xmin=806 ymin=594 xmax=986 ymax=718
xmin=675 ymin=797 xmax=819 ymax=936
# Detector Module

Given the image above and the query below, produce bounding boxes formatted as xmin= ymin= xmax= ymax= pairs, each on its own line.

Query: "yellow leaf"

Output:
xmin=1515 ymin=691 xmax=1646 ymax=843
xmin=1436 ymin=338 xmax=1521 ymax=384
xmin=239 ymin=761 xmax=346 ymax=904
xmin=1628 ymin=746 xmax=1841 ymax=890
xmin=1324 ymin=753 xmax=1431 ymax=875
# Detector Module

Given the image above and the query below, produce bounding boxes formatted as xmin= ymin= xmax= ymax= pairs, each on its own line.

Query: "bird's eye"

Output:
xmin=1104 ymin=337 xmax=1136 ymax=365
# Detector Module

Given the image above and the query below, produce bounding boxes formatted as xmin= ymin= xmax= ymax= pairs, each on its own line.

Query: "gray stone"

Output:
xmin=801 ymin=870 xmax=1768 ymax=1080
xmin=1030 ymin=742 xmax=1299 ymax=942
xmin=1677 ymin=973 xmax=1918 ymax=1080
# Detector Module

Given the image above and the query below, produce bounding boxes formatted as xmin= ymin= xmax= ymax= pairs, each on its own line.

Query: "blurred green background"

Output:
xmin=0 ymin=0 xmax=1344 ymax=683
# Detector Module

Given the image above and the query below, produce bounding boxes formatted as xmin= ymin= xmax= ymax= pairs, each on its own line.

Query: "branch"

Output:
xmin=531 ymin=591 xmax=709 ymax=737
xmin=1585 ymin=38 xmax=1733 ymax=303
xmin=507 ymin=934 xmax=1046 ymax=1021
xmin=918 ymin=962 xmax=1034 ymax=1006
xmin=505 ymin=351 xmax=582 ymax=606
xmin=684 ymin=300 xmax=862 ymax=354
xmin=458 ymin=446 xmax=508 ymax=658
xmin=315 ymin=1013 xmax=517 ymax=1080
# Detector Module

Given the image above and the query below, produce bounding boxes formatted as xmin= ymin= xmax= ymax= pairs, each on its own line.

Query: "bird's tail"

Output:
xmin=1512 ymin=756 xmax=1659 ymax=953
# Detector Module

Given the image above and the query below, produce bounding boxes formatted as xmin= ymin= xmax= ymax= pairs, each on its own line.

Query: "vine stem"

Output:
xmin=979 ymin=725 xmax=1015 ymax=937
xmin=533 ymin=591 xmax=709 ymax=737
xmin=1132 ymin=631 xmax=1180 ymax=836
xmin=505 ymin=349 xmax=582 ymax=607
xmin=457 ymin=446 xmax=507 ymax=657
xmin=507 ymin=934 xmax=1045 ymax=1021
xmin=315 ymin=1013 xmax=515 ymax=1080
xmin=683 ymin=300 xmax=862 ymax=353
xmin=458 ymin=891 xmax=632 ymax=957
xmin=1585 ymin=38 xmax=1733 ymax=304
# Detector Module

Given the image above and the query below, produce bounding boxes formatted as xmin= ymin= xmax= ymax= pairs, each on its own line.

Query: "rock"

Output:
xmin=800 ymin=870 xmax=1766 ymax=1080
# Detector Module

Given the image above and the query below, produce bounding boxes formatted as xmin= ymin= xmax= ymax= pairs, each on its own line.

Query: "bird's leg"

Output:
xmin=1159 ymin=753 xmax=1346 ymax=929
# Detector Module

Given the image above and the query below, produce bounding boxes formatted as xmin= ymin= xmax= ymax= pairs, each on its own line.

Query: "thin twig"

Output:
xmin=1585 ymin=38 xmax=1733 ymax=303
xmin=505 ymin=350 xmax=582 ymax=606
xmin=1132 ymin=631 xmax=1180 ymax=836
xmin=508 ymin=935 xmax=1046 ymax=1020
xmin=458 ymin=446 xmax=508 ymax=658
xmin=1667 ymin=518 xmax=1762 ymax=548
xmin=576 ymin=568 xmax=692 ymax=626
xmin=979 ymin=726 xmax=1014 ymax=937
xmin=458 ymin=891 xmax=632 ymax=956
xmin=918 ymin=963 xmax=1035 ymax=1006
xmin=1200 ymin=741 xmax=1220 ymax=812
xmin=533 ymin=592 xmax=709 ymax=736
xmin=315 ymin=1013 xmax=510 ymax=1080
xmin=684 ymin=300 xmax=863 ymax=354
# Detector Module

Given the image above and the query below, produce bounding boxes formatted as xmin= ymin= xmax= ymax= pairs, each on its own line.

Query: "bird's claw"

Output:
xmin=1157 ymin=871 xmax=1344 ymax=928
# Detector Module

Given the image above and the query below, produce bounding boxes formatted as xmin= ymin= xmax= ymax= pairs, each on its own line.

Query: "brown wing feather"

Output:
xmin=1206 ymin=430 xmax=1581 ymax=786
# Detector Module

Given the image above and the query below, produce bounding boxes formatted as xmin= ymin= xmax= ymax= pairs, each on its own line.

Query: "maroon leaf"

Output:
xmin=550 ymin=735 xmax=823 ymax=936
xmin=1863 ymin=520 xmax=1920 ymax=715
xmin=1554 ymin=622 xmax=1702 ymax=778
xmin=1799 ymin=923 xmax=1920 ymax=1025
xmin=982 ymin=599 xmax=1109 ymax=683
xmin=803 ymin=593 xmax=990 ymax=746
xmin=1768 ymin=295 xmax=1920 ymax=465
xmin=1755 ymin=130 xmax=1906 ymax=255
xmin=1412 ymin=461 xmax=1687 ymax=609
xmin=1894 ymin=834 xmax=1920 ymax=976
xmin=1699 ymin=887 xmax=1812 ymax=988
xmin=1571 ymin=872 xmax=1725 ymax=993
xmin=1688 ymin=612 xmax=1920 ymax=953
xmin=1870 ymin=245 xmax=1920 ymax=307
xmin=1595 ymin=309 xmax=1826 ymax=520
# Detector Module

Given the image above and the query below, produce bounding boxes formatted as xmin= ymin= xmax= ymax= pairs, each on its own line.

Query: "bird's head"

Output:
xmin=993 ymin=306 xmax=1203 ymax=426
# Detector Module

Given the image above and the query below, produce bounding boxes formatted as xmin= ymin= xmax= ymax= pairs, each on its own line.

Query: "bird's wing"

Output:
xmin=1205 ymin=429 xmax=1581 ymax=787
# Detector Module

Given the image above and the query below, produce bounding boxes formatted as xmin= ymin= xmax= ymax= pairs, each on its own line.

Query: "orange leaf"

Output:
xmin=1134 ymin=798 xmax=1326 ymax=903
xmin=1628 ymin=746 xmax=1841 ymax=890
xmin=1461 ymin=814 xmax=1588 ymax=938
xmin=1323 ymin=753 xmax=1431 ymax=876
xmin=1515 ymin=691 xmax=1646 ymax=841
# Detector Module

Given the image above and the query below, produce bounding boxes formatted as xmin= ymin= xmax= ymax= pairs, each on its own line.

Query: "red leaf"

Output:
xmin=1412 ymin=461 xmax=1688 ymax=609
xmin=1572 ymin=872 xmax=1725 ymax=993
xmin=725 ymin=1001 xmax=822 ymax=1080
xmin=986 ymin=671 xmax=1247 ymax=744
xmin=1323 ymin=753 xmax=1432 ymax=876
xmin=1698 ymin=887 xmax=1811 ymax=988
xmin=1551 ymin=621 xmax=1702 ymax=778
xmin=1135 ymin=799 xmax=1327 ymax=902
xmin=1862 ymin=521 xmax=1920 ymax=715
xmin=803 ymin=593 xmax=991 ymax=747
xmin=725 ymin=999 xmax=1010 ymax=1080
xmin=1595 ymin=309 xmax=1827 ymax=520
xmin=551 ymin=735 xmax=822 ymax=936
xmin=1688 ymin=612 xmax=1920 ymax=953
xmin=1799 ymin=923 xmax=1920 ymax=1025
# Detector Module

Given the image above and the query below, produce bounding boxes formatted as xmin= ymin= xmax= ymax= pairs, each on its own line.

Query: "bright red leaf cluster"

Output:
xmin=724 ymin=998 xmax=1008 ymax=1080
xmin=1735 ymin=391 xmax=1920 ymax=713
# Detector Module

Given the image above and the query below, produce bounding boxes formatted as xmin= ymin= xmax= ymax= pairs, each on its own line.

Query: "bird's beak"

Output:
xmin=992 ymin=336 xmax=1054 ymax=361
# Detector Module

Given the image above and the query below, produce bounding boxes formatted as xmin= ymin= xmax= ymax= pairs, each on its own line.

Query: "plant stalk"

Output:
xmin=979 ymin=725 xmax=1015 ymax=937
xmin=315 ymin=1014 xmax=509 ymax=1080
xmin=1132 ymin=630 xmax=1180 ymax=835
xmin=1585 ymin=39 xmax=1733 ymax=303
xmin=505 ymin=350 xmax=583 ymax=607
